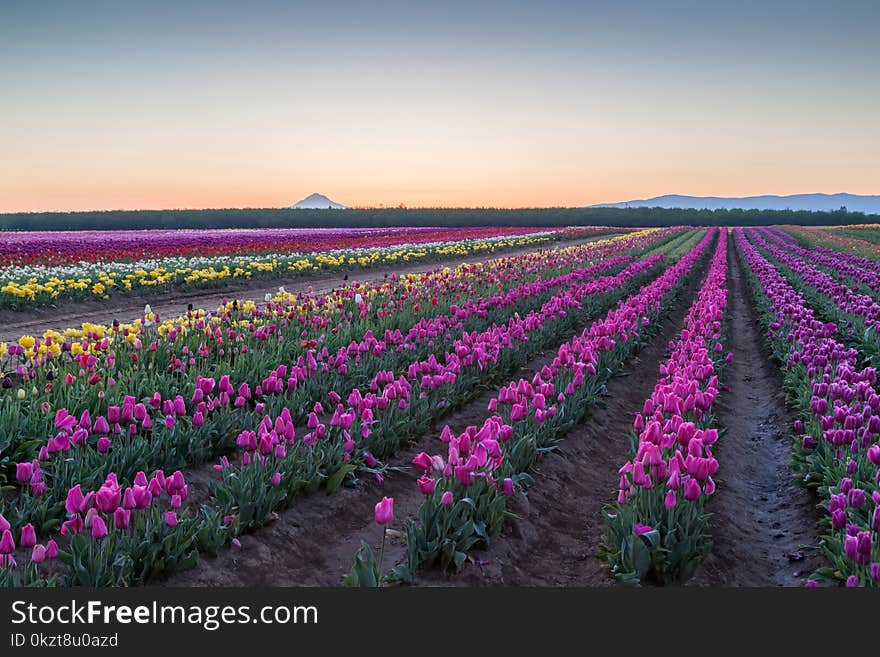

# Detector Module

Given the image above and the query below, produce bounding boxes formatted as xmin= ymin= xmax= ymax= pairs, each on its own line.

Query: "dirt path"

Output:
xmin=0 ymin=236 xmax=614 ymax=342
xmin=689 ymin=234 xmax=823 ymax=586
xmin=434 ymin=254 xmax=711 ymax=586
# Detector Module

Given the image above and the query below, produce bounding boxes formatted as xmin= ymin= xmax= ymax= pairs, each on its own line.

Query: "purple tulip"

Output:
xmin=440 ymin=491 xmax=454 ymax=506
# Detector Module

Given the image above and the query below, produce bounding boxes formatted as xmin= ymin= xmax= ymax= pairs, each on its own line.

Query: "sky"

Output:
xmin=1 ymin=0 xmax=878 ymax=212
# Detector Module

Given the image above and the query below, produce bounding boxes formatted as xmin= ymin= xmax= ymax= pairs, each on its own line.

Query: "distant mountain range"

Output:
xmin=290 ymin=193 xmax=347 ymax=209
xmin=592 ymin=193 xmax=880 ymax=214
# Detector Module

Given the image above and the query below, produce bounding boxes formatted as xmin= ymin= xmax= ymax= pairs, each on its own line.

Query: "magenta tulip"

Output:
xmin=65 ymin=484 xmax=86 ymax=515
xmin=31 ymin=544 xmax=46 ymax=564
xmin=0 ymin=529 xmax=15 ymax=554
xmin=91 ymin=516 xmax=109 ymax=540
xmin=683 ymin=478 xmax=701 ymax=501
xmin=417 ymin=476 xmax=436 ymax=495
xmin=113 ymin=508 xmax=131 ymax=530
xmin=19 ymin=524 xmax=36 ymax=548
xmin=374 ymin=497 xmax=394 ymax=525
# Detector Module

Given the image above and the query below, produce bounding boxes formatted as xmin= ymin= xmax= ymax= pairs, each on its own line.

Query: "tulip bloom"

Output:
xmin=417 ymin=476 xmax=436 ymax=495
xmin=91 ymin=516 xmax=109 ymax=540
xmin=15 ymin=462 xmax=33 ymax=483
xmin=683 ymin=478 xmax=701 ymax=501
xmin=0 ymin=529 xmax=15 ymax=554
xmin=113 ymin=508 xmax=131 ymax=530
xmin=31 ymin=544 xmax=47 ymax=564
xmin=374 ymin=497 xmax=394 ymax=526
xmin=65 ymin=485 xmax=87 ymax=515
xmin=165 ymin=512 xmax=179 ymax=528
xmin=19 ymin=524 xmax=36 ymax=548
xmin=440 ymin=491 xmax=454 ymax=506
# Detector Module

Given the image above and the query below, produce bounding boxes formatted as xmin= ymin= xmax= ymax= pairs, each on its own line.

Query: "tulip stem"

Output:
xmin=377 ymin=527 xmax=387 ymax=588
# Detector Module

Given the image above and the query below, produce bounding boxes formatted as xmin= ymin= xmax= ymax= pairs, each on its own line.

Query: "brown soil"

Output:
xmin=165 ymin=243 xmax=710 ymax=588
xmin=0 ymin=236 xmax=613 ymax=342
xmin=689 ymin=234 xmax=823 ymax=586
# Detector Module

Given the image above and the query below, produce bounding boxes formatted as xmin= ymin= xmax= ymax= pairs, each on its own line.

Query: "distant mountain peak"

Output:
xmin=591 ymin=193 xmax=880 ymax=214
xmin=290 ymin=193 xmax=347 ymax=209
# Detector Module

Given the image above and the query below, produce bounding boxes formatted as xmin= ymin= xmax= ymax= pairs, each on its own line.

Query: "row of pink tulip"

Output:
xmin=392 ymin=229 xmax=717 ymax=575
xmin=6 ymin=236 xmax=652 ymax=526
xmin=1 ymin=233 xmax=684 ymax=584
xmin=736 ymin=228 xmax=879 ymax=586
xmin=602 ymin=229 xmax=729 ymax=584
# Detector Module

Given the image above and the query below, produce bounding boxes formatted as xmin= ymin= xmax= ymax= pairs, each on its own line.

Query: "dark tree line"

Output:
xmin=0 ymin=206 xmax=875 ymax=231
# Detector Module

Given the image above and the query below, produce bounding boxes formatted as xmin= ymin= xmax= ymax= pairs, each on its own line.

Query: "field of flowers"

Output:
xmin=1 ymin=224 xmax=879 ymax=588
xmin=0 ymin=226 xmax=613 ymax=309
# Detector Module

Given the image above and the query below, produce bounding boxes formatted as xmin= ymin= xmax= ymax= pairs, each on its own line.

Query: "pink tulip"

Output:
xmin=683 ymin=478 xmax=701 ymax=501
xmin=440 ymin=491 xmax=454 ymax=506
xmin=15 ymin=462 xmax=33 ymax=483
xmin=91 ymin=516 xmax=109 ymax=540
xmin=113 ymin=508 xmax=131 ymax=530
xmin=417 ymin=476 xmax=436 ymax=494
xmin=165 ymin=512 xmax=179 ymax=528
xmin=412 ymin=452 xmax=433 ymax=471
xmin=19 ymin=524 xmax=36 ymax=548
xmin=0 ymin=529 xmax=15 ymax=554
xmin=65 ymin=484 xmax=86 ymax=515
xmin=31 ymin=544 xmax=47 ymax=564
xmin=374 ymin=497 xmax=394 ymax=525
xmin=45 ymin=539 xmax=59 ymax=559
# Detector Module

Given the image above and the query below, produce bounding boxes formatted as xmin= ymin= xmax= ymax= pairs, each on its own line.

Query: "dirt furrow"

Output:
xmin=689 ymin=233 xmax=823 ymax=586
xmin=0 ymin=236 xmax=615 ymax=342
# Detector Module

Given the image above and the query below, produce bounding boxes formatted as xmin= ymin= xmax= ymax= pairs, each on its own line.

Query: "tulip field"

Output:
xmin=1 ymin=224 xmax=879 ymax=588
xmin=0 ymin=226 xmax=606 ymax=309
